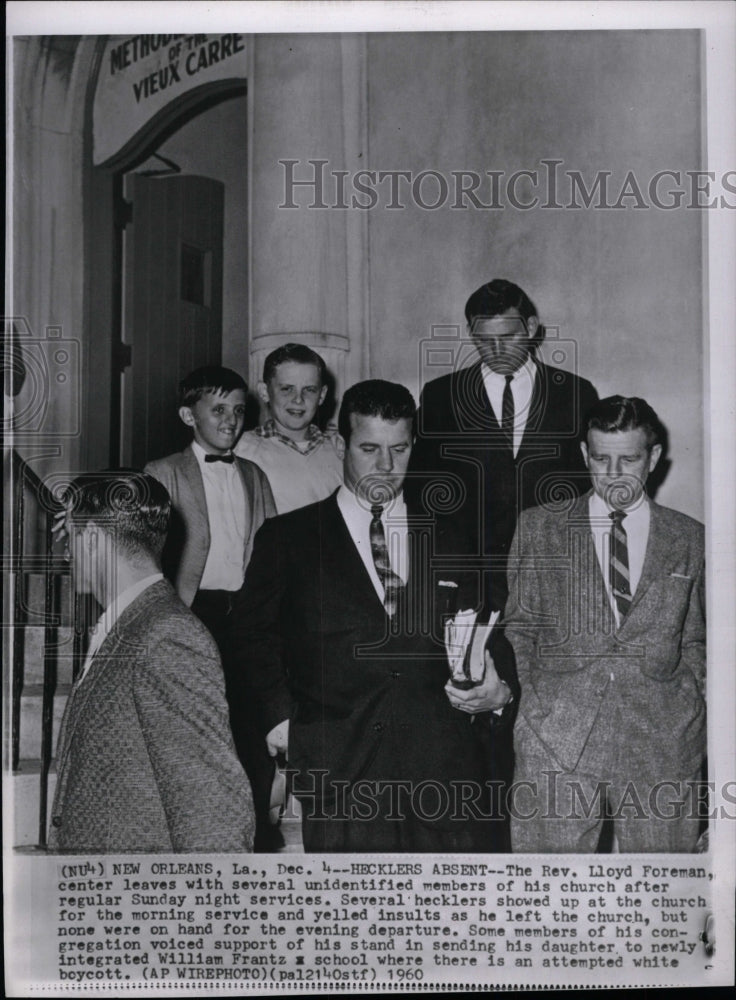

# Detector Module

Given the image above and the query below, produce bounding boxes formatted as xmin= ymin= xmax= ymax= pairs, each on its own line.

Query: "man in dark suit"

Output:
xmin=505 ymin=397 xmax=705 ymax=852
xmin=410 ymin=278 xmax=599 ymax=612
xmin=228 ymin=380 xmax=514 ymax=852
xmin=408 ymin=280 xmax=599 ymax=842
xmin=49 ymin=470 xmax=254 ymax=854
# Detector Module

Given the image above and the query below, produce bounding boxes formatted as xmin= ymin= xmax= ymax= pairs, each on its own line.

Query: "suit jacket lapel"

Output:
xmin=623 ymin=500 xmax=669 ymax=621
xmin=234 ymin=459 xmax=255 ymax=550
xmin=463 ymin=364 xmax=498 ymax=432
xmin=323 ymin=493 xmax=388 ymax=614
xmin=516 ymin=360 xmax=547 ymax=457
xmin=181 ymin=446 xmax=210 ymax=542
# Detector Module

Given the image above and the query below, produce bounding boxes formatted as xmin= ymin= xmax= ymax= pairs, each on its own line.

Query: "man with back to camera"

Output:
xmin=505 ymin=396 xmax=706 ymax=852
xmin=227 ymin=379 xmax=515 ymax=852
xmin=234 ymin=343 xmax=343 ymax=513
xmin=49 ymin=469 xmax=255 ymax=854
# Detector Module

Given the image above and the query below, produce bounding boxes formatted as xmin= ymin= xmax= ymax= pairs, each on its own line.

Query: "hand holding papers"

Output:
xmin=444 ymin=610 xmax=512 ymax=714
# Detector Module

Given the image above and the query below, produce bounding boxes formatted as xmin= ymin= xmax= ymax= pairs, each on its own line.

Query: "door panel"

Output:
xmin=121 ymin=174 xmax=224 ymax=467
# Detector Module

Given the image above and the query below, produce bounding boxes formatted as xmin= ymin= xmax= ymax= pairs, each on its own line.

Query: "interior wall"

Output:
xmin=365 ymin=31 xmax=703 ymax=519
xmin=149 ymin=93 xmax=250 ymax=381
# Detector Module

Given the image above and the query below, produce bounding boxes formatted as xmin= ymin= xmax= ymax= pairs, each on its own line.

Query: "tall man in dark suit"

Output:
xmin=228 ymin=380 xmax=514 ymax=852
xmin=409 ymin=280 xmax=599 ymax=835
xmin=410 ymin=278 xmax=599 ymax=611
xmin=49 ymin=470 xmax=254 ymax=854
xmin=506 ymin=397 xmax=705 ymax=852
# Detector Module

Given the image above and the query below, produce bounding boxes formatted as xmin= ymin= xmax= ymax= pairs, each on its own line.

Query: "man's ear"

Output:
xmin=648 ymin=443 xmax=663 ymax=473
xmin=256 ymin=381 xmax=270 ymax=405
xmin=580 ymin=440 xmax=590 ymax=469
xmin=83 ymin=520 xmax=99 ymax=551
xmin=178 ymin=405 xmax=195 ymax=427
xmin=526 ymin=315 xmax=540 ymax=340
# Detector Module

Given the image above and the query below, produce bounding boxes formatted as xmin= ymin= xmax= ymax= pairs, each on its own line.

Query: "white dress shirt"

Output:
xmin=191 ymin=440 xmax=247 ymax=591
xmin=336 ymin=485 xmax=408 ymax=604
xmin=588 ymin=491 xmax=650 ymax=625
xmin=481 ymin=355 xmax=537 ymax=457
xmin=80 ymin=573 xmax=164 ymax=681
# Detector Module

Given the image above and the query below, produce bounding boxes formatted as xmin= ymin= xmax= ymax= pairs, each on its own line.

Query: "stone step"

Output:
xmin=9 ymin=763 xmax=57 ymax=848
xmin=18 ymin=685 xmax=71 ymax=761
xmin=16 ymin=568 xmax=74 ymax=629
xmin=14 ymin=625 xmax=77 ymax=686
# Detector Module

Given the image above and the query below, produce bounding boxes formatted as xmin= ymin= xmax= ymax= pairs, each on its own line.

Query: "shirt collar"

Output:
xmin=255 ymin=418 xmax=325 ymax=454
xmin=191 ymin=440 xmax=234 ymax=466
xmin=589 ymin=489 xmax=650 ymax=525
xmin=83 ymin=574 xmax=164 ymax=676
xmin=337 ymin=484 xmax=407 ymax=519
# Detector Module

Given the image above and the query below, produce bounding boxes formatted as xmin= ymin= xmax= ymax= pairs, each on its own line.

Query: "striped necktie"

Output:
xmin=609 ymin=510 xmax=632 ymax=618
xmin=369 ymin=504 xmax=404 ymax=617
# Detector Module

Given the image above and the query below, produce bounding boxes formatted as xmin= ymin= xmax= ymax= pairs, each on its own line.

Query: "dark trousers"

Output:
xmin=191 ymin=589 xmax=281 ymax=852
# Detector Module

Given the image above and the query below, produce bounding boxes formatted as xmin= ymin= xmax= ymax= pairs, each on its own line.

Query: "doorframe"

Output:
xmin=82 ymin=36 xmax=247 ymax=469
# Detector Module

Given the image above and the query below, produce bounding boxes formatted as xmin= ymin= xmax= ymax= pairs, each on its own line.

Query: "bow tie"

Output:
xmin=204 ymin=453 xmax=234 ymax=464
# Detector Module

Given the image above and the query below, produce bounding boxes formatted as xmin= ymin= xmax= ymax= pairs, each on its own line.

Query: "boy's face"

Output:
xmin=258 ymin=361 xmax=327 ymax=439
xmin=179 ymin=389 xmax=246 ymax=454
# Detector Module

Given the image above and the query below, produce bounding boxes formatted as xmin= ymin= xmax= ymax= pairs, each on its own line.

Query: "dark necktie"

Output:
xmin=609 ymin=510 xmax=632 ymax=618
xmin=369 ymin=504 xmax=404 ymax=617
xmin=204 ymin=453 xmax=234 ymax=464
xmin=502 ymin=374 xmax=515 ymax=451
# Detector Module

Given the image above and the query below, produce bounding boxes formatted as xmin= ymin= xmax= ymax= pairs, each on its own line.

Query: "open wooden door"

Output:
xmin=120 ymin=173 xmax=224 ymax=468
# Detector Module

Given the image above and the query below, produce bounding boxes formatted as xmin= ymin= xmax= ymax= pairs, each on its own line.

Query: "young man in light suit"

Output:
xmin=506 ymin=396 xmax=706 ymax=852
xmin=49 ymin=470 xmax=254 ymax=854
xmin=144 ymin=365 xmax=277 ymax=849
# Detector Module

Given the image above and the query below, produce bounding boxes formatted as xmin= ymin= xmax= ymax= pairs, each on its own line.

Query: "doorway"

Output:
xmin=89 ymin=88 xmax=249 ymax=469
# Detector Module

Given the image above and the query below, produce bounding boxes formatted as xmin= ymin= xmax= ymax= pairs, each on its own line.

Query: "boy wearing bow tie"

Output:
xmin=145 ymin=366 xmax=276 ymax=636
xmin=145 ymin=366 xmax=277 ymax=848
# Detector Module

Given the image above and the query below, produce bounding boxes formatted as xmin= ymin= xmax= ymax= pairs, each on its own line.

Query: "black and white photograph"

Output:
xmin=4 ymin=0 xmax=734 ymax=993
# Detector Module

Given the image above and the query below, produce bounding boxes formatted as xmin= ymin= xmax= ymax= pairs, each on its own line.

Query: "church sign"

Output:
xmin=93 ymin=33 xmax=248 ymax=167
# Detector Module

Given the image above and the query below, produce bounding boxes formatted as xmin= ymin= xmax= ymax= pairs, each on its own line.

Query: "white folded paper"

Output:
xmin=444 ymin=608 xmax=500 ymax=686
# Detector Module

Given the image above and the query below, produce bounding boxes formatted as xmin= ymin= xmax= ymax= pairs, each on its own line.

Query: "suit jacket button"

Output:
xmin=390 ymin=670 xmax=401 ymax=679
xmin=51 ymin=816 xmax=62 ymax=827
xmin=373 ymin=723 xmax=384 ymax=733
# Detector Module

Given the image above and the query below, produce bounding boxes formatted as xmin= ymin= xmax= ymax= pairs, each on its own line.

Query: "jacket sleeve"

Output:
xmin=679 ymin=540 xmax=706 ymax=696
xmin=226 ymin=517 xmax=293 ymax=735
xmin=132 ymin=626 xmax=255 ymax=852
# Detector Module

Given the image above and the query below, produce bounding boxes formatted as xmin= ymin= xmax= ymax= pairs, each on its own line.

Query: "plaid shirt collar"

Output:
xmin=255 ymin=418 xmax=325 ymax=455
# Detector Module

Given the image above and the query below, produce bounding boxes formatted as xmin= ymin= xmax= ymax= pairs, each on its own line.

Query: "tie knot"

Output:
xmin=505 ymin=374 xmax=514 ymax=385
xmin=609 ymin=509 xmax=626 ymax=525
xmin=370 ymin=504 xmax=384 ymax=519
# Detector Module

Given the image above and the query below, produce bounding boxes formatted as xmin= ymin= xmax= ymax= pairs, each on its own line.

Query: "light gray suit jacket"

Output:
xmin=145 ymin=446 xmax=276 ymax=605
xmin=49 ymin=581 xmax=255 ymax=853
xmin=504 ymin=494 xmax=705 ymax=777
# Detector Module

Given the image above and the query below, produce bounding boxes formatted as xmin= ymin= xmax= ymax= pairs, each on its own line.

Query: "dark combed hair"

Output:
xmin=179 ymin=366 xmax=247 ymax=407
xmin=338 ymin=380 xmax=416 ymax=445
xmin=262 ymin=343 xmax=327 ymax=385
xmin=585 ymin=395 xmax=664 ymax=449
xmin=63 ymin=470 xmax=171 ymax=561
xmin=465 ymin=278 xmax=542 ymax=340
